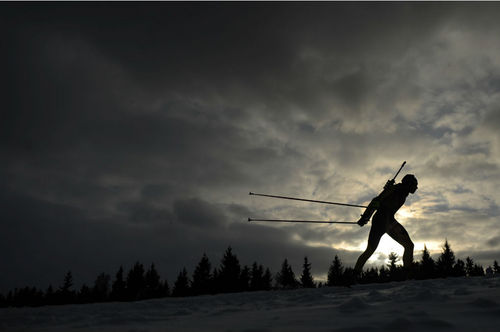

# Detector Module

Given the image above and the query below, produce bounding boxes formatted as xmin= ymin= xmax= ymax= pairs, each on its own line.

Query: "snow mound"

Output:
xmin=453 ymin=287 xmax=470 ymax=295
xmin=468 ymin=297 xmax=498 ymax=308
xmin=338 ymin=297 xmax=370 ymax=313
xmin=385 ymin=316 xmax=413 ymax=330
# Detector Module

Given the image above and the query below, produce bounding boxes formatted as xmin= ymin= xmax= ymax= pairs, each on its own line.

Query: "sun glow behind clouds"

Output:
xmin=365 ymin=237 xmax=443 ymax=265
xmin=396 ymin=206 xmax=414 ymax=220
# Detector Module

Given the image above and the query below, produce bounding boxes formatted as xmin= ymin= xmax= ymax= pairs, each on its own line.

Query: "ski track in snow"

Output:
xmin=1 ymin=277 xmax=499 ymax=332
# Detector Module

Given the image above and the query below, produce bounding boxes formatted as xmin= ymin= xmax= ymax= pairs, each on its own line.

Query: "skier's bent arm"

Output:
xmin=357 ymin=179 xmax=395 ymax=227
xmin=357 ymin=198 xmax=379 ymax=226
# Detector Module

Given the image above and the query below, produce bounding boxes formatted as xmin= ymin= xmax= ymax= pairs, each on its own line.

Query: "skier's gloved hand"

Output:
xmin=357 ymin=216 xmax=369 ymax=227
xmin=384 ymin=179 xmax=395 ymax=190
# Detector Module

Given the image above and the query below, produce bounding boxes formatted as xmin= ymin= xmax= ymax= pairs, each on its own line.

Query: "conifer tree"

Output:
xmin=387 ymin=252 xmax=404 ymax=281
xmin=453 ymin=259 xmax=466 ymax=277
xmin=127 ymin=262 xmax=146 ymax=300
xmin=465 ymin=257 xmax=475 ymax=277
xmin=191 ymin=253 xmax=212 ymax=295
xmin=218 ymin=246 xmax=242 ymax=293
xmin=276 ymin=258 xmax=298 ymax=289
xmin=212 ymin=268 xmax=220 ymax=294
xmin=387 ymin=252 xmax=399 ymax=271
xmin=360 ymin=267 xmax=379 ymax=284
xmin=93 ymin=273 xmax=110 ymax=302
xmin=300 ymin=256 xmax=315 ymax=288
xmin=111 ymin=266 xmax=126 ymax=301
xmin=437 ymin=240 xmax=456 ymax=277
xmin=161 ymin=279 xmax=170 ymax=297
xmin=78 ymin=284 xmax=92 ymax=304
xmin=240 ymin=265 xmax=251 ymax=291
xmin=327 ymin=255 xmax=344 ymax=286
xmin=58 ymin=271 xmax=75 ymax=304
xmin=60 ymin=271 xmax=74 ymax=293
xmin=35 ymin=287 xmax=44 ymax=306
xmin=250 ymin=262 xmax=264 ymax=291
xmin=45 ymin=285 xmax=55 ymax=305
xmin=172 ymin=268 xmax=190 ymax=297
xmin=262 ymin=268 xmax=273 ymax=290
xmin=379 ymin=266 xmax=390 ymax=283
xmin=420 ymin=245 xmax=436 ymax=279
xmin=472 ymin=263 xmax=484 ymax=276
xmin=494 ymin=260 xmax=500 ymax=274
xmin=6 ymin=291 xmax=13 ymax=307
xmin=145 ymin=263 xmax=161 ymax=298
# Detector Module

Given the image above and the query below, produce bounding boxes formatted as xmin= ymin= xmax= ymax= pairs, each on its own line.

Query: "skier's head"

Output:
xmin=402 ymin=174 xmax=418 ymax=194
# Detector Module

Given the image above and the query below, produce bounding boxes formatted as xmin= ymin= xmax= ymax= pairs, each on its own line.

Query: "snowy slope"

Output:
xmin=1 ymin=276 xmax=499 ymax=332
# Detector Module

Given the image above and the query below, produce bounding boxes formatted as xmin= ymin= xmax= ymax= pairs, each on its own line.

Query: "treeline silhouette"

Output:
xmin=1 ymin=241 xmax=499 ymax=308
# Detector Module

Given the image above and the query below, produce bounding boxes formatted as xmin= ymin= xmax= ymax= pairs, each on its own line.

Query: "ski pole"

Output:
xmin=248 ymin=218 xmax=357 ymax=225
xmin=248 ymin=192 xmax=368 ymax=208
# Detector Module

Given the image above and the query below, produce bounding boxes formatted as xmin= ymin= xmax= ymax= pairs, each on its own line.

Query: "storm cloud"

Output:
xmin=2 ymin=3 xmax=500 ymax=291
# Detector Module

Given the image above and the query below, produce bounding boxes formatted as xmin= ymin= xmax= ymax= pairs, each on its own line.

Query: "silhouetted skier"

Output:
xmin=354 ymin=174 xmax=418 ymax=275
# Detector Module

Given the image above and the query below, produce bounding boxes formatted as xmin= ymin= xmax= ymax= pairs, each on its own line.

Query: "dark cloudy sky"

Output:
xmin=2 ymin=3 xmax=500 ymax=292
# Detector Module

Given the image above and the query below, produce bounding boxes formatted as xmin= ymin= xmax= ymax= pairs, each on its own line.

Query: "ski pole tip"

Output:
xmin=249 ymin=192 xmax=254 ymax=195
xmin=248 ymin=218 xmax=252 ymax=222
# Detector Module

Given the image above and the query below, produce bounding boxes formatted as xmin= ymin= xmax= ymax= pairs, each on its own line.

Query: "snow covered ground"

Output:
xmin=1 ymin=276 xmax=499 ymax=332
